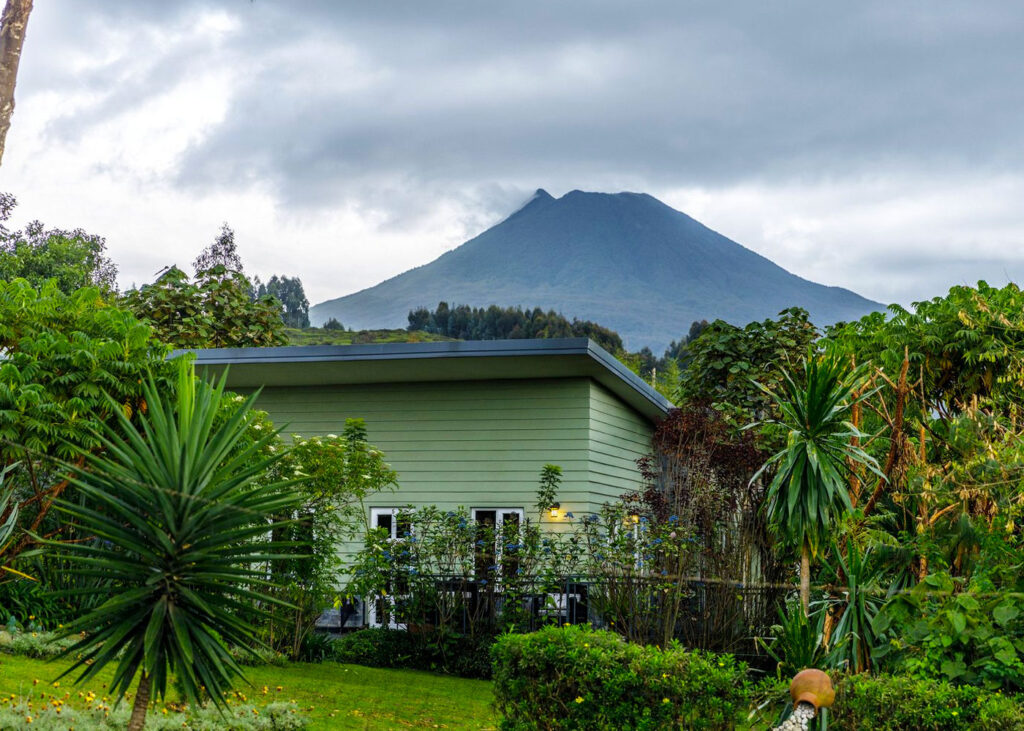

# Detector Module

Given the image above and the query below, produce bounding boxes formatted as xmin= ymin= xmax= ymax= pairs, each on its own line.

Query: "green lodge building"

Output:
xmin=187 ymin=338 xmax=672 ymax=627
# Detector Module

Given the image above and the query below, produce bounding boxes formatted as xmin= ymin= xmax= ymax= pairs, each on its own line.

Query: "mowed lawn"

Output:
xmin=0 ymin=654 xmax=498 ymax=730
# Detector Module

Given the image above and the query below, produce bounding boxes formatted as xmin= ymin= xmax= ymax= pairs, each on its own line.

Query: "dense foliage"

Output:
xmin=491 ymin=625 xmax=749 ymax=731
xmin=124 ymin=265 xmax=287 ymax=348
xmin=261 ymin=419 xmax=398 ymax=659
xmin=330 ymin=627 xmax=495 ymax=678
xmin=254 ymin=274 xmax=310 ymax=328
xmin=49 ymin=361 xmax=304 ymax=730
xmin=676 ymin=307 xmax=817 ymax=431
xmin=0 ymin=280 xmax=169 ymax=567
xmin=0 ymin=193 xmax=117 ymax=294
xmin=830 ymin=673 xmax=1024 ymax=730
xmin=408 ymin=301 xmax=624 ymax=353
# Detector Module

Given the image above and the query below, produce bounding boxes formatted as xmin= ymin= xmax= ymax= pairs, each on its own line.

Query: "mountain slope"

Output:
xmin=311 ymin=189 xmax=882 ymax=351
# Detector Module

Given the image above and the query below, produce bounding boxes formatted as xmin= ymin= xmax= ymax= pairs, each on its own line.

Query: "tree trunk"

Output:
xmin=862 ymin=350 xmax=911 ymax=517
xmin=800 ymin=544 xmax=811 ymax=617
xmin=127 ymin=672 xmax=151 ymax=731
xmin=0 ymin=0 xmax=32 ymax=167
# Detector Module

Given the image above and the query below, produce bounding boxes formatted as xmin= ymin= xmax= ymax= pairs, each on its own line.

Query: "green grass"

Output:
xmin=285 ymin=327 xmax=457 ymax=346
xmin=0 ymin=654 xmax=498 ymax=730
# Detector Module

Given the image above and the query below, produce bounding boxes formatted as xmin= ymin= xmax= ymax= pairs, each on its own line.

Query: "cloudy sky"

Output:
xmin=2 ymin=1 xmax=1023 ymax=307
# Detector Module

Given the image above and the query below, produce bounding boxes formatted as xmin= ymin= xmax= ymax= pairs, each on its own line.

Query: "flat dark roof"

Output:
xmin=179 ymin=338 xmax=673 ymax=421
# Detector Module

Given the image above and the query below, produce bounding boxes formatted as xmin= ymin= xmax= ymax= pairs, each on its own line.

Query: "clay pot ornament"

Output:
xmin=789 ymin=669 xmax=835 ymax=713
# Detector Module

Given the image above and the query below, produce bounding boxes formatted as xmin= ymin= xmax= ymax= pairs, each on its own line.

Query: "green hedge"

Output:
xmin=491 ymin=625 xmax=748 ymax=730
xmin=330 ymin=628 xmax=495 ymax=679
xmin=831 ymin=674 xmax=1024 ymax=730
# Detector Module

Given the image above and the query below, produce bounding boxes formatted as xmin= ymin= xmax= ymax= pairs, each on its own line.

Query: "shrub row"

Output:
xmin=330 ymin=628 xmax=495 ymax=679
xmin=0 ymin=700 xmax=306 ymax=731
xmin=491 ymin=625 xmax=748 ymax=731
xmin=0 ymin=630 xmax=79 ymax=659
xmin=831 ymin=674 xmax=1024 ymax=731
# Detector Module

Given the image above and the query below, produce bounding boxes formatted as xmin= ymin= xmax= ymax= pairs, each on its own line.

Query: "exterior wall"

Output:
xmin=586 ymin=381 xmax=653 ymax=510
xmin=251 ymin=376 xmax=654 ymax=563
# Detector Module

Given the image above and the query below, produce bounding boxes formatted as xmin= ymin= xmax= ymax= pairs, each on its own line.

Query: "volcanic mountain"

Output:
xmin=310 ymin=189 xmax=882 ymax=351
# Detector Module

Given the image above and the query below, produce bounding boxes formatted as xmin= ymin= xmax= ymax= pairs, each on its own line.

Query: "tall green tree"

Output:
xmin=0 ymin=280 xmax=168 ymax=565
xmin=679 ymin=308 xmax=818 ymax=440
xmin=50 ymin=360 xmax=303 ymax=731
xmin=0 ymin=193 xmax=118 ymax=293
xmin=192 ymin=223 xmax=243 ymax=276
xmin=752 ymin=351 xmax=882 ymax=615
xmin=124 ymin=265 xmax=286 ymax=348
xmin=254 ymin=274 xmax=310 ymax=328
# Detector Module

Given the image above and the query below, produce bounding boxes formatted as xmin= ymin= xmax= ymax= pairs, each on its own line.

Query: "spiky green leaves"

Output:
xmin=754 ymin=351 xmax=884 ymax=557
xmin=49 ymin=358 xmax=304 ymax=711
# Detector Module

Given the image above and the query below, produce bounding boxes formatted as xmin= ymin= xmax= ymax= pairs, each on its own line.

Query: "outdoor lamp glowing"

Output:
xmin=549 ymin=502 xmax=560 ymax=518
xmin=629 ymin=513 xmax=640 ymax=524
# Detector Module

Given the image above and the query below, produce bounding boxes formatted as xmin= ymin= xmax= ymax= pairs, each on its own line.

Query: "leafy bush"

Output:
xmin=329 ymin=627 xmax=496 ymax=679
xmin=874 ymin=572 xmax=1024 ymax=690
xmin=0 ymin=698 xmax=307 ymax=730
xmin=831 ymin=674 xmax=1024 ymax=730
xmin=756 ymin=604 xmax=827 ymax=679
xmin=297 ymin=630 xmax=337 ymax=663
xmin=491 ymin=625 xmax=748 ymax=730
xmin=331 ymin=628 xmax=419 ymax=668
xmin=0 ymin=629 xmax=80 ymax=658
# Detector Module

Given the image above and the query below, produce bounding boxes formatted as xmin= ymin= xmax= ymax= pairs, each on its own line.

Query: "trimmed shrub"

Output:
xmin=491 ymin=625 xmax=748 ymax=730
xmin=329 ymin=628 xmax=495 ymax=679
xmin=831 ymin=674 xmax=1024 ymax=730
xmin=331 ymin=628 xmax=420 ymax=668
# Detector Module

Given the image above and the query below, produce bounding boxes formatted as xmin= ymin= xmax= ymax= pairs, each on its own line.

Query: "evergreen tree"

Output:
xmin=255 ymin=274 xmax=310 ymax=328
xmin=193 ymin=223 xmax=243 ymax=275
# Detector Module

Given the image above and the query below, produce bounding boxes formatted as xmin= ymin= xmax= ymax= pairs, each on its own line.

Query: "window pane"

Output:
xmin=396 ymin=513 xmax=412 ymax=539
xmin=474 ymin=511 xmax=497 ymax=579
xmin=376 ymin=513 xmax=393 ymax=535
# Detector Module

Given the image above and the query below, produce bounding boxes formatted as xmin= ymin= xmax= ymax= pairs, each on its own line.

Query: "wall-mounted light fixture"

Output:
xmin=549 ymin=502 xmax=561 ymax=519
xmin=628 ymin=513 xmax=640 ymax=524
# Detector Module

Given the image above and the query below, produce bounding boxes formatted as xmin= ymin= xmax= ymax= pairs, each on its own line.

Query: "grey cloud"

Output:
xmin=16 ymin=0 xmax=1024 ymax=306
xmin=32 ymin=0 xmax=1024 ymax=205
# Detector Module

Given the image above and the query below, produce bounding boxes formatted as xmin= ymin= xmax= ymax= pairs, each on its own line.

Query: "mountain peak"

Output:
xmin=311 ymin=190 xmax=882 ymax=350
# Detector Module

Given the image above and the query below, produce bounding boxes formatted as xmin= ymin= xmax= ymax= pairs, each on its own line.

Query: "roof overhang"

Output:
xmin=177 ymin=338 xmax=673 ymax=422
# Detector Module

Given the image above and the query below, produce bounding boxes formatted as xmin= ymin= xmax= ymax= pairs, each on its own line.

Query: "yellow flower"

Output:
xmin=662 ymin=698 xmax=670 ymax=704
xmin=952 ymin=711 xmax=959 ymax=717
xmin=575 ymin=697 xmax=584 ymax=704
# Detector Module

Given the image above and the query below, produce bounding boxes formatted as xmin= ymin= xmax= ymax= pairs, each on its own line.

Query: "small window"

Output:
xmin=370 ymin=507 xmax=412 ymax=540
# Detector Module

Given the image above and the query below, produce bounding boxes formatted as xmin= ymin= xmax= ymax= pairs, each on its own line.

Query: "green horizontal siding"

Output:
xmin=587 ymin=382 xmax=652 ymax=505
xmin=248 ymin=376 xmax=656 ymax=576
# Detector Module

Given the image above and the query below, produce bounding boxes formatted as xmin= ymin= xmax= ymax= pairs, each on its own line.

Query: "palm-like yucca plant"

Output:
xmin=824 ymin=538 xmax=884 ymax=674
xmin=48 ymin=359 xmax=303 ymax=731
xmin=752 ymin=351 xmax=883 ymax=615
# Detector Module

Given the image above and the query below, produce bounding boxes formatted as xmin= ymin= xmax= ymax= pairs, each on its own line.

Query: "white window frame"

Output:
xmin=470 ymin=507 xmax=525 ymax=531
xmin=470 ymin=507 xmax=525 ymax=582
xmin=369 ymin=507 xmax=411 ymax=540
xmin=366 ymin=507 xmax=412 ymax=629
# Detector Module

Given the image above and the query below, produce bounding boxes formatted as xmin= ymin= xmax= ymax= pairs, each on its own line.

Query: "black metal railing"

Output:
xmin=334 ymin=573 xmax=785 ymax=660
